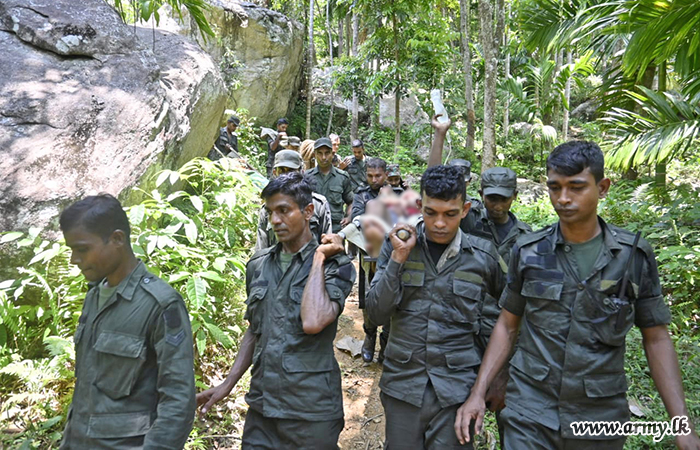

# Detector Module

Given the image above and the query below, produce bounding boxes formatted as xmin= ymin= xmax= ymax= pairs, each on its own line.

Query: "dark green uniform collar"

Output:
xmin=416 ymin=220 xmax=473 ymax=254
xmin=93 ymin=260 xmax=149 ymax=302
xmin=270 ymin=237 xmax=319 ymax=263
xmin=549 ymin=217 xmax=623 ymax=255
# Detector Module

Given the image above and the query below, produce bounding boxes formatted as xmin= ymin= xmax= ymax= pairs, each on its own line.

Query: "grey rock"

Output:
xmin=0 ymin=0 xmax=227 ymax=233
xmin=379 ymin=93 xmax=430 ymax=129
xmin=571 ymin=99 xmax=599 ymax=122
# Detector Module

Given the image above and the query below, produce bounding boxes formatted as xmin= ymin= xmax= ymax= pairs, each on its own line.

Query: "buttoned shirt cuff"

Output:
xmin=499 ymin=286 xmax=526 ymax=317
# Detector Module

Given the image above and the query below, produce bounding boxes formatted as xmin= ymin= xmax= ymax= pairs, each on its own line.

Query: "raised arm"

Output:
xmin=428 ymin=114 xmax=452 ymax=167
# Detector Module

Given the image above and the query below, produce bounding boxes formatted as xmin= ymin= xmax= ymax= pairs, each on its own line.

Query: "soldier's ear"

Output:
xmin=303 ymin=202 xmax=315 ymax=220
xmin=109 ymin=230 xmax=127 ymax=248
xmin=598 ymin=177 xmax=611 ymax=198
xmin=462 ymin=200 xmax=472 ymax=219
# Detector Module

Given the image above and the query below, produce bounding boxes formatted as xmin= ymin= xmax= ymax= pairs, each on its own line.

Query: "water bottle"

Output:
xmin=430 ymin=89 xmax=449 ymax=123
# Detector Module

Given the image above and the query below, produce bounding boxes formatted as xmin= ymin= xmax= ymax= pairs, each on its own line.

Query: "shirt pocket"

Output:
xmin=244 ymin=286 xmax=267 ymax=335
xmin=282 ymin=352 xmax=338 ymax=414
xmin=521 ymin=278 xmax=565 ymax=330
xmin=452 ymin=274 xmax=482 ymax=326
xmin=328 ymin=185 xmax=345 ymax=206
xmin=399 ymin=262 xmax=425 ymax=311
xmin=93 ymin=331 xmax=146 ymax=400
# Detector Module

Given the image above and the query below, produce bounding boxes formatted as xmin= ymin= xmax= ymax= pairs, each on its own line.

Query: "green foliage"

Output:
xmin=108 ymin=0 xmax=214 ymax=40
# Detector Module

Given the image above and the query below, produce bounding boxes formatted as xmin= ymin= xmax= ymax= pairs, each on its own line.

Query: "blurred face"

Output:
xmin=352 ymin=146 xmax=364 ymax=160
xmin=546 ymin=167 xmax=609 ymax=226
xmin=64 ymin=226 xmax=123 ymax=282
xmin=388 ymin=175 xmax=401 ymax=187
xmin=226 ymin=122 xmax=237 ymax=133
xmin=331 ymin=137 xmax=340 ymax=153
xmin=401 ymin=190 xmax=421 ymax=217
xmin=315 ymin=146 xmax=334 ymax=170
xmin=481 ymin=193 xmax=516 ymax=225
xmin=266 ymin=193 xmax=313 ymax=243
xmin=420 ymin=195 xmax=470 ymax=244
xmin=278 ymin=123 xmax=288 ymax=133
xmin=367 ymin=167 xmax=387 ymax=191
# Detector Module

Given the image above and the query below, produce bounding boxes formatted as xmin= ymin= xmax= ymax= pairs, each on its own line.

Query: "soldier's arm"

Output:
xmin=301 ymin=235 xmax=355 ymax=334
xmin=255 ymin=207 xmax=269 ymax=251
xmin=350 ymin=192 xmax=364 ymax=219
xmin=366 ymin=224 xmax=417 ymax=326
xmin=428 ymin=114 xmax=451 ymax=167
xmin=143 ymin=299 xmax=196 ymax=450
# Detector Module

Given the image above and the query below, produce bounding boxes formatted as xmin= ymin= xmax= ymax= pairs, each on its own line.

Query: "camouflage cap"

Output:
xmin=274 ymin=149 xmax=303 ymax=170
xmin=314 ymin=137 xmax=333 ymax=150
xmin=481 ymin=167 xmax=517 ymax=197
xmin=228 ymin=116 xmax=240 ymax=126
xmin=387 ymin=164 xmax=400 ymax=177
xmin=288 ymin=136 xmax=301 ymax=148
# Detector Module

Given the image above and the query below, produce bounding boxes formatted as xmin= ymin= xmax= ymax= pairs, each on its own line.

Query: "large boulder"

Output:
xmin=379 ymin=93 xmax=430 ymax=129
xmin=0 ymin=0 xmax=227 ymax=233
xmin=165 ymin=0 xmax=304 ymax=127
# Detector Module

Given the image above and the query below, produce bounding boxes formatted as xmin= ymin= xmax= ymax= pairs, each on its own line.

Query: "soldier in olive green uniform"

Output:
xmin=339 ymin=139 xmax=368 ymax=192
xmin=456 ymin=141 xmax=700 ymax=449
xmin=59 ymin=195 xmax=195 ymax=450
xmin=460 ymin=167 xmax=532 ymax=266
xmin=306 ymin=137 xmax=354 ymax=233
xmin=208 ymin=115 xmax=240 ymax=161
xmin=255 ymin=150 xmax=332 ymax=250
xmin=351 ymin=158 xmax=403 ymax=220
xmin=366 ymin=165 xmax=506 ymax=449
xmin=197 ymin=173 xmax=356 ymax=449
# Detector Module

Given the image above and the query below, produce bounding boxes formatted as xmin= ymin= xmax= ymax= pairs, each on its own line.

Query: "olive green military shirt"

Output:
xmin=306 ymin=166 xmax=354 ymax=233
xmin=461 ymin=206 xmax=532 ymax=266
xmin=499 ymin=218 xmax=671 ymax=439
xmin=243 ymin=240 xmax=356 ymax=421
xmin=346 ymin=157 xmax=367 ymax=192
xmin=255 ymin=192 xmax=333 ymax=251
xmin=366 ymin=221 xmax=505 ymax=408
xmin=60 ymin=261 xmax=195 ymax=450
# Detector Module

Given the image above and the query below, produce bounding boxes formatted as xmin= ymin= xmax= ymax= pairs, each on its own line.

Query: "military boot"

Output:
xmin=361 ymin=332 xmax=376 ymax=363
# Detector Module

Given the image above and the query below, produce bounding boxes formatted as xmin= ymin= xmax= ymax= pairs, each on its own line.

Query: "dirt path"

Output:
xmin=335 ymin=287 xmax=386 ymax=450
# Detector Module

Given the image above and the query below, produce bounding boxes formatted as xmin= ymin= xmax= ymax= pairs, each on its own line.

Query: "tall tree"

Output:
xmin=351 ymin=6 xmax=360 ymax=140
xmin=479 ymin=0 xmax=497 ymax=169
xmin=306 ymin=0 xmax=315 ymax=139
xmin=562 ymin=48 xmax=572 ymax=140
xmin=460 ymin=0 xmax=475 ymax=150
xmin=326 ymin=0 xmax=336 ymax=135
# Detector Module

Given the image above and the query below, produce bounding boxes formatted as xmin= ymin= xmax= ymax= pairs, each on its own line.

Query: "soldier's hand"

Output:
xmin=431 ymin=114 xmax=451 ymax=134
xmin=454 ymin=394 xmax=486 ymax=445
xmin=389 ymin=224 xmax=417 ymax=264
xmin=317 ymin=234 xmax=345 ymax=258
xmin=196 ymin=383 xmax=232 ymax=417
xmin=339 ymin=156 xmax=352 ymax=170
xmin=676 ymin=432 xmax=700 ymax=450
xmin=340 ymin=216 xmax=351 ymax=228
xmin=484 ymin=368 xmax=508 ymax=412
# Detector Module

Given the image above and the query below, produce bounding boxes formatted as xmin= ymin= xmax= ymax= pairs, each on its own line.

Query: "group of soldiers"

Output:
xmin=55 ymin=113 xmax=700 ymax=450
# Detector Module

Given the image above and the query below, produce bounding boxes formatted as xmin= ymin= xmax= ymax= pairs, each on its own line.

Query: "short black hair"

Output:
xmin=420 ymin=165 xmax=466 ymax=202
xmin=351 ymin=139 xmax=364 ymax=148
xmin=547 ymin=140 xmax=605 ymax=182
xmin=261 ymin=172 xmax=313 ymax=210
xmin=277 ymin=118 xmax=289 ymax=126
xmin=59 ymin=194 xmax=131 ymax=242
xmin=366 ymin=157 xmax=387 ymax=172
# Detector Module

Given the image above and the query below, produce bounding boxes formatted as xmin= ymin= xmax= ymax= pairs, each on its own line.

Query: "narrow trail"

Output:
xmin=335 ymin=283 xmax=386 ymax=450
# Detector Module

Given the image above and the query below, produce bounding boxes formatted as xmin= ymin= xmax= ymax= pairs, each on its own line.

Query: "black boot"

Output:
xmin=362 ymin=332 xmax=376 ymax=363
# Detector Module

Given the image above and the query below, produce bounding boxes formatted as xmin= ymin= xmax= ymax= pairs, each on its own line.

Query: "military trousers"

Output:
xmin=381 ymin=381 xmax=473 ymax=450
xmin=501 ymin=407 xmax=626 ymax=450
xmin=362 ymin=309 xmax=390 ymax=342
xmin=241 ymin=408 xmax=343 ymax=450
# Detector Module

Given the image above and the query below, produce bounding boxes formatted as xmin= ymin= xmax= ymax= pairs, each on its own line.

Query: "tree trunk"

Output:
xmin=460 ymin=0 xmax=475 ymax=151
xmin=479 ymin=0 xmax=497 ymax=169
xmin=345 ymin=14 xmax=351 ymax=57
xmin=338 ymin=16 xmax=344 ymax=58
xmin=393 ymin=12 xmax=400 ymax=153
xmin=351 ymin=11 xmax=360 ymax=140
xmin=562 ymin=48 xmax=572 ymax=140
xmin=655 ymin=61 xmax=667 ymax=189
xmin=326 ymin=0 xmax=334 ymax=136
xmin=305 ymin=0 xmax=315 ymax=139
xmin=503 ymin=4 xmax=510 ymax=140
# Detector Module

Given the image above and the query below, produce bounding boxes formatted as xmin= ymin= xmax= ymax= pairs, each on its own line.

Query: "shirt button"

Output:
xmin=577 ymin=283 xmax=584 ymax=290
xmin=565 ymin=245 xmax=572 ymax=252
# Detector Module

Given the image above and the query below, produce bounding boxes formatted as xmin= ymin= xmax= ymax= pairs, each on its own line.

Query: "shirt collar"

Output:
xmin=551 ymin=216 xmax=622 ymax=253
xmin=97 ymin=260 xmax=147 ymax=302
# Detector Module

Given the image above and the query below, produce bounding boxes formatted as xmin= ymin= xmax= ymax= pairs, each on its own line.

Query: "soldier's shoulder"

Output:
xmin=334 ymin=167 xmax=350 ymax=178
xmin=608 ymin=224 xmax=656 ymax=257
xmin=306 ymin=167 xmax=318 ymax=175
xmin=327 ymin=253 xmax=356 ymax=281
xmin=139 ymin=273 xmax=182 ymax=308
xmin=249 ymin=246 xmax=275 ymax=264
xmin=515 ymin=223 xmax=555 ymax=247
xmin=514 ymin=216 xmax=533 ymax=233
xmin=467 ymin=233 xmax=499 ymax=258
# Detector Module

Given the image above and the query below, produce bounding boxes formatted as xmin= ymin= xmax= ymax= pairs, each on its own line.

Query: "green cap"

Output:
xmin=387 ymin=164 xmax=400 ymax=177
xmin=274 ymin=150 xmax=303 ymax=170
xmin=314 ymin=137 xmax=333 ymax=150
xmin=481 ymin=167 xmax=517 ymax=197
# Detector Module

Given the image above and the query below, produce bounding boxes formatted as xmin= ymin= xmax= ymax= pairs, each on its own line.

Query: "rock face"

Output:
xmin=379 ymin=94 xmax=430 ymax=129
xmin=0 ymin=0 xmax=227 ymax=232
xmin=167 ymin=0 xmax=304 ymax=127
